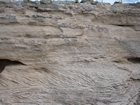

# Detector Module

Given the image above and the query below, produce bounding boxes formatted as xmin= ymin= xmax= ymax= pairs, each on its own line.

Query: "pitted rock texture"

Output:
xmin=0 ymin=1 xmax=140 ymax=105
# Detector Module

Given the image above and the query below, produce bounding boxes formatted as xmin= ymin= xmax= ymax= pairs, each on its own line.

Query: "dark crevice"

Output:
xmin=112 ymin=60 xmax=125 ymax=63
xmin=112 ymin=24 xmax=134 ymax=27
xmin=130 ymin=78 xmax=140 ymax=82
xmin=0 ymin=59 xmax=25 ymax=73
xmin=126 ymin=57 xmax=140 ymax=64
xmin=34 ymin=67 xmax=51 ymax=73
xmin=117 ymin=25 xmax=134 ymax=27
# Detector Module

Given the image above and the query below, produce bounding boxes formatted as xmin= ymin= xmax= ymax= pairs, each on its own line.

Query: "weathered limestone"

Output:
xmin=0 ymin=1 xmax=140 ymax=105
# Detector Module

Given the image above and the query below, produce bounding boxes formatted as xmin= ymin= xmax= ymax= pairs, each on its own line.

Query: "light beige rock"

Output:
xmin=0 ymin=1 xmax=140 ymax=105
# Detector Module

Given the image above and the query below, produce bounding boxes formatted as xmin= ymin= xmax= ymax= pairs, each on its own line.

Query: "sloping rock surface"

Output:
xmin=0 ymin=1 xmax=140 ymax=105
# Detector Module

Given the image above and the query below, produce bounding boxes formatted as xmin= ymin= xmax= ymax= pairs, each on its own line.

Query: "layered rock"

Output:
xmin=0 ymin=1 xmax=140 ymax=105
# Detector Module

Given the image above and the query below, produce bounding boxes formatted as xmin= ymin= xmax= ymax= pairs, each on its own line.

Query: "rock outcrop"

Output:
xmin=0 ymin=1 xmax=140 ymax=105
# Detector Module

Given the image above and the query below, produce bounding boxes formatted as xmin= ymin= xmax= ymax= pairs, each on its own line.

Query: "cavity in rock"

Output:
xmin=0 ymin=59 xmax=25 ymax=73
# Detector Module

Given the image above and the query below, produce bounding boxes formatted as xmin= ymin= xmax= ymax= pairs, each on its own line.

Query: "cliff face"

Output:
xmin=0 ymin=1 xmax=140 ymax=105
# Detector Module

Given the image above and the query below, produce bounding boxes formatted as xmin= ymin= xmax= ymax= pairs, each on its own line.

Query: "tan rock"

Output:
xmin=0 ymin=2 xmax=140 ymax=105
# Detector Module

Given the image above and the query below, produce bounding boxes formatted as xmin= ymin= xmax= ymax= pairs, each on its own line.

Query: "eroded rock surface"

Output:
xmin=0 ymin=1 xmax=140 ymax=105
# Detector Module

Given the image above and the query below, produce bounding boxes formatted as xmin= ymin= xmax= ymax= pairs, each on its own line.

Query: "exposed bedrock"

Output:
xmin=0 ymin=1 xmax=140 ymax=105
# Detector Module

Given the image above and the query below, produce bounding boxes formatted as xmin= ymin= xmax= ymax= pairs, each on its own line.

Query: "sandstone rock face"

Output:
xmin=0 ymin=1 xmax=140 ymax=105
